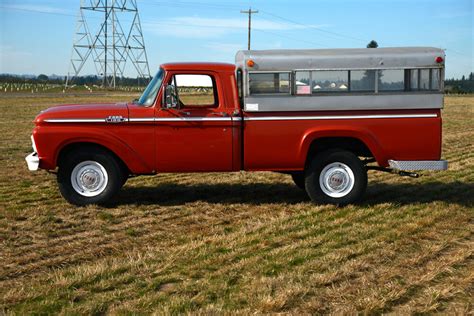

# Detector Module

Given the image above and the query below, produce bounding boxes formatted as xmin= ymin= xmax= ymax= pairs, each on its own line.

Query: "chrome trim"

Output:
xmin=130 ymin=117 xmax=235 ymax=122
xmin=243 ymin=114 xmax=437 ymax=121
xmin=44 ymin=114 xmax=437 ymax=123
xmin=71 ymin=160 xmax=108 ymax=197
xmin=106 ymin=115 xmax=126 ymax=123
xmin=292 ymin=66 xmax=443 ymax=71
xmin=31 ymin=135 xmax=37 ymax=153
xmin=45 ymin=117 xmax=235 ymax=123
xmin=44 ymin=118 xmax=106 ymax=123
xmin=389 ymin=160 xmax=448 ymax=171
xmin=319 ymin=162 xmax=355 ymax=198
xmin=25 ymin=152 xmax=40 ymax=171
xmin=128 ymin=118 xmax=155 ymax=122
xmin=154 ymin=117 xmax=232 ymax=122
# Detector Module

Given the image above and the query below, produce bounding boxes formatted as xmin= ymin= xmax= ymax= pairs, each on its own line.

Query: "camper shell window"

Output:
xmin=312 ymin=71 xmax=349 ymax=93
xmin=350 ymin=70 xmax=376 ymax=92
xmin=378 ymin=70 xmax=405 ymax=91
xmin=249 ymin=68 xmax=441 ymax=96
xmin=295 ymin=71 xmax=311 ymax=95
xmin=249 ymin=72 xmax=290 ymax=95
xmin=409 ymin=69 xmax=441 ymax=91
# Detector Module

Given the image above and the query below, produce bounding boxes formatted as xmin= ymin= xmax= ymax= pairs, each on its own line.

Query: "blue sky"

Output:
xmin=0 ymin=0 xmax=472 ymax=78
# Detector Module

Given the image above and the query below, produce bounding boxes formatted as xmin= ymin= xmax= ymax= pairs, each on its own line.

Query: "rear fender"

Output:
xmin=299 ymin=126 xmax=388 ymax=166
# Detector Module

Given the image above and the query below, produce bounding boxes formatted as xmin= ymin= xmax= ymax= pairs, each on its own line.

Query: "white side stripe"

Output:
xmin=44 ymin=113 xmax=437 ymax=123
xmin=44 ymin=118 xmax=106 ymax=123
xmin=154 ymin=117 xmax=232 ymax=122
xmin=243 ymin=114 xmax=437 ymax=121
xmin=128 ymin=118 xmax=155 ymax=122
xmin=131 ymin=117 xmax=234 ymax=122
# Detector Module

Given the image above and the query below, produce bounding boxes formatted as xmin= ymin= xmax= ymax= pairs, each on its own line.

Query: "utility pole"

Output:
xmin=240 ymin=7 xmax=258 ymax=50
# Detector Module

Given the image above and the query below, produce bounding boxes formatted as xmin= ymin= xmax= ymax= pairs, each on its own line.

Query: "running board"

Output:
xmin=388 ymin=160 xmax=448 ymax=171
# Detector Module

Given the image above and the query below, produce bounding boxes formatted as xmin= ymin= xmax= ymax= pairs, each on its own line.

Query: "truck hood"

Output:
xmin=35 ymin=102 xmax=129 ymax=124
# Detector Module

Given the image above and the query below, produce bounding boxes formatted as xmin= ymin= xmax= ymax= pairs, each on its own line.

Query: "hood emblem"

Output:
xmin=105 ymin=115 xmax=126 ymax=123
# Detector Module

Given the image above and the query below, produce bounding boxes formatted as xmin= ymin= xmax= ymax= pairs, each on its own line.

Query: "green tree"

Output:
xmin=367 ymin=40 xmax=378 ymax=48
xmin=37 ymin=74 xmax=49 ymax=82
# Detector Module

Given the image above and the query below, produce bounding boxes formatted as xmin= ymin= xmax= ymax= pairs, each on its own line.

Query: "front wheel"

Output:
xmin=291 ymin=172 xmax=305 ymax=190
xmin=58 ymin=148 xmax=125 ymax=206
xmin=305 ymin=150 xmax=367 ymax=205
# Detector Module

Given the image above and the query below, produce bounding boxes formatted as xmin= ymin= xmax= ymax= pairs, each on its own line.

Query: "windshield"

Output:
xmin=137 ymin=68 xmax=164 ymax=106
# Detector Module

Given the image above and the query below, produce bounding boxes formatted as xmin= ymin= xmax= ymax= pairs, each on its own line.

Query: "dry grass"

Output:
xmin=0 ymin=94 xmax=472 ymax=314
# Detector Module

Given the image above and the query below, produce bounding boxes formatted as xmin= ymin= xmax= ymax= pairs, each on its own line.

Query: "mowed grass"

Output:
xmin=0 ymin=94 xmax=473 ymax=314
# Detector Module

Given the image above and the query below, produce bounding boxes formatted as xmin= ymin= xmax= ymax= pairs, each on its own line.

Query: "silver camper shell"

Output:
xmin=235 ymin=47 xmax=445 ymax=112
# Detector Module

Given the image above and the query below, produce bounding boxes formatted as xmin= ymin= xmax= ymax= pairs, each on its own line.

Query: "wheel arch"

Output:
xmin=299 ymin=128 xmax=387 ymax=167
xmin=57 ymin=142 xmax=129 ymax=174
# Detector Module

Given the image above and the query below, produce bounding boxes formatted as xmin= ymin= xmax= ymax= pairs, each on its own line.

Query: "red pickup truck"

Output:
xmin=26 ymin=47 xmax=448 ymax=205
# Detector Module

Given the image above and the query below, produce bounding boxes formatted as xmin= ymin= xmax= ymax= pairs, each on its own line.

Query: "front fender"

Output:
xmin=35 ymin=126 xmax=154 ymax=174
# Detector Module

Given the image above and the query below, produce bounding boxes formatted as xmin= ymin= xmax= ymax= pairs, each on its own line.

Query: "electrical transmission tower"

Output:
xmin=66 ymin=0 xmax=151 ymax=88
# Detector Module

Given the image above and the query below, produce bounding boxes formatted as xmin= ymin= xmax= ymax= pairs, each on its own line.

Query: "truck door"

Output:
xmin=155 ymin=71 xmax=234 ymax=172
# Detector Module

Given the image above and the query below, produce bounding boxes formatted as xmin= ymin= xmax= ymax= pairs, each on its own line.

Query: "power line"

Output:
xmin=254 ymin=29 xmax=326 ymax=48
xmin=259 ymin=9 xmax=369 ymax=45
xmin=0 ymin=6 xmax=77 ymax=17
xmin=0 ymin=4 xmax=365 ymax=46
xmin=141 ymin=0 xmax=242 ymax=10
xmin=141 ymin=20 xmax=325 ymax=48
xmin=3 ymin=3 xmax=471 ymax=59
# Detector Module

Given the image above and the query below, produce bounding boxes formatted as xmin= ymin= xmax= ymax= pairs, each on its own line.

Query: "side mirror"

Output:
xmin=163 ymin=84 xmax=178 ymax=109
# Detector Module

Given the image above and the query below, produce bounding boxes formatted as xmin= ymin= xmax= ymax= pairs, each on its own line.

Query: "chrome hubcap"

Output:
xmin=319 ymin=162 xmax=355 ymax=198
xmin=71 ymin=161 xmax=108 ymax=197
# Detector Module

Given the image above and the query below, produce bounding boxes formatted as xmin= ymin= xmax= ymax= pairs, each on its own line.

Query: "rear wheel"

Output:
xmin=305 ymin=150 xmax=367 ymax=205
xmin=58 ymin=148 xmax=125 ymax=206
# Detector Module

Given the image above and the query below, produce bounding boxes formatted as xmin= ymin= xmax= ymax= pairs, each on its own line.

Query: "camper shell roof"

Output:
xmin=235 ymin=47 xmax=445 ymax=71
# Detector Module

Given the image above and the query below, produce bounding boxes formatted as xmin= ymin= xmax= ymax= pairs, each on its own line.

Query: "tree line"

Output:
xmin=444 ymin=73 xmax=474 ymax=94
xmin=0 ymin=74 xmax=151 ymax=87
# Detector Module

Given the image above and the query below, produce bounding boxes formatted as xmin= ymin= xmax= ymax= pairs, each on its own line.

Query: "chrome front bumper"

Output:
xmin=388 ymin=160 xmax=448 ymax=171
xmin=25 ymin=152 xmax=40 ymax=171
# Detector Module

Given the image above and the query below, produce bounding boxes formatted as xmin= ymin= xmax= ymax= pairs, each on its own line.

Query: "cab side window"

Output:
xmin=172 ymin=74 xmax=218 ymax=108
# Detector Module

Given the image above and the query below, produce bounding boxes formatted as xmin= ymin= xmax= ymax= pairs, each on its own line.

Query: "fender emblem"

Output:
xmin=105 ymin=115 xmax=126 ymax=123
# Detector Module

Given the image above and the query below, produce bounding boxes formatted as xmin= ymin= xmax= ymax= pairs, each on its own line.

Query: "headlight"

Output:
xmin=31 ymin=135 xmax=37 ymax=153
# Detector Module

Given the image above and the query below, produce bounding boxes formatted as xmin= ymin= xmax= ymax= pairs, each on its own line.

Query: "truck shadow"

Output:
xmin=112 ymin=181 xmax=474 ymax=207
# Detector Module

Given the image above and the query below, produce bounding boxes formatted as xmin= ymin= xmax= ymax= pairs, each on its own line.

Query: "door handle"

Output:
xmin=210 ymin=112 xmax=228 ymax=117
xmin=177 ymin=110 xmax=190 ymax=116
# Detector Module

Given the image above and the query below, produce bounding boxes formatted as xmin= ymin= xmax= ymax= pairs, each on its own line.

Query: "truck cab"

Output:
xmin=26 ymin=47 xmax=448 ymax=206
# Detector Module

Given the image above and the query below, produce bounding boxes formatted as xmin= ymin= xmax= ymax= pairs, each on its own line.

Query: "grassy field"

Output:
xmin=0 ymin=94 xmax=472 ymax=314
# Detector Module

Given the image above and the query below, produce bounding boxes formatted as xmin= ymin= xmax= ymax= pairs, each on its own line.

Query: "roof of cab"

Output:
xmin=160 ymin=62 xmax=235 ymax=72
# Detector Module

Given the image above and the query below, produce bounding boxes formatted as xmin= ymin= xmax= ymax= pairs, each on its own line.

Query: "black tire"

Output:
xmin=121 ymin=175 xmax=129 ymax=187
xmin=57 ymin=147 xmax=125 ymax=206
xmin=305 ymin=149 xmax=367 ymax=205
xmin=291 ymin=172 xmax=306 ymax=190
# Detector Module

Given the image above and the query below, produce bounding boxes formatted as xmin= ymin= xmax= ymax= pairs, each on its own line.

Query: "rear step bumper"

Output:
xmin=388 ymin=160 xmax=448 ymax=171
